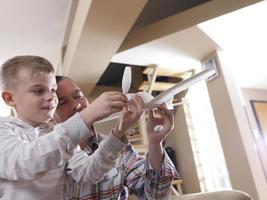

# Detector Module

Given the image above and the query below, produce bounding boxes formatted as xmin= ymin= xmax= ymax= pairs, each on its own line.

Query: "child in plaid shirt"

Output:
xmin=54 ymin=76 xmax=179 ymax=200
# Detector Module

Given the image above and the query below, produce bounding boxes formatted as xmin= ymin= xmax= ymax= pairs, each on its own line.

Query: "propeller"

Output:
xmin=118 ymin=66 xmax=132 ymax=130
xmin=122 ymin=67 xmax=132 ymax=95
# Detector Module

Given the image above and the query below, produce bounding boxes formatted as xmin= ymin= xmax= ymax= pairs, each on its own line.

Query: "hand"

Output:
xmin=113 ymin=95 xmax=143 ymax=139
xmin=80 ymin=91 xmax=127 ymax=126
xmin=147 ymin=104 xmax=174 ymax=145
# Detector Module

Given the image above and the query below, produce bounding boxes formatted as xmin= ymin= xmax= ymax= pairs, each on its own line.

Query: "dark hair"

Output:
xmin=55 ymin=75 xmax=72 ymax=84
xmin=1 ymin=55 xmax=54 ymax=90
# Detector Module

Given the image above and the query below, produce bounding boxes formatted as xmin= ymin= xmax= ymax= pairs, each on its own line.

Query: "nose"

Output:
xmin=70 ymin=99 xmax=82 ymax=112
xmin=45 ymin=91 xmax=55 ymax=101
xmin=74 ymin=103 xmax=82 ymax=111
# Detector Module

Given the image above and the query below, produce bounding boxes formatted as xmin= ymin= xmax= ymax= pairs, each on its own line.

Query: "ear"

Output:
xmin=2 ymin=90 xmax=16 ymax=107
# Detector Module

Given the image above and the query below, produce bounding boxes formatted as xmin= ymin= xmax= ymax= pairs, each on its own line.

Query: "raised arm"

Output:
xmin=0 ymin=91 xmax=127 ymax=182
xmin=146 ymin=104 xmax=174 ymax=170
xmin=67 ymin=94 xmax=143 ymax=183
xmin=123 ymin=104 xmax=179 ymax=199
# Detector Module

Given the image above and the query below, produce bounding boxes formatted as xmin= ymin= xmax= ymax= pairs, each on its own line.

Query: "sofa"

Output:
xmin=171 ymin=190 xmax=252 ymax=200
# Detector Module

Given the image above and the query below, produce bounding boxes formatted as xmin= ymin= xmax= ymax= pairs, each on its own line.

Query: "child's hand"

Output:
xmin=113 ymin=95 xmax=143 ymax=139
xmin=147 ymin=104 xmax=174 ymax=145
xmin=80 ymin=91 xmax=127 ymax=126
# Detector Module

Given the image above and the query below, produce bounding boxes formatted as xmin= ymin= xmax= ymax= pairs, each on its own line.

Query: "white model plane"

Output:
xmin=96 ymin=66 xmax=215 ymax=124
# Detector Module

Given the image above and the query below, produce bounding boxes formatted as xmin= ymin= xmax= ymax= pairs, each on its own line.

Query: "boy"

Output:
xmin=0 ymin=55 xmax=142 ymax=200
xmin=54 ymin=75 xmax=179 ymax=200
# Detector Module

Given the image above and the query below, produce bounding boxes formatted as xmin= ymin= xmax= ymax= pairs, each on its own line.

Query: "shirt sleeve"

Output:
xmin=0 ymin=113 xmax=93 ymax=181
xmin=66 ymin=133 xmax=127 ymax=183
xmin=123 ymin=145 xmax=179 ymax=200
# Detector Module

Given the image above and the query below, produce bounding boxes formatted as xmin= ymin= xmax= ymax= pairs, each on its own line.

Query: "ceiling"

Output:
xmin=130 ymin=0 xmax=210 ymax=31
xmin=199 ymin=1 xmax=267 ymax=89
xmin=112 ymin=26 xmax=219 ymax=71
xmin=0 ymin=0 xmax=70 ymax=66
xmin=0 ymin=0 xmax=265 ymax=96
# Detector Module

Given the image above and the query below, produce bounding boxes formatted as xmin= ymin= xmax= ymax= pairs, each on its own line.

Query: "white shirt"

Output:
xmin=0 ymin=113 xmax=126 ymax=200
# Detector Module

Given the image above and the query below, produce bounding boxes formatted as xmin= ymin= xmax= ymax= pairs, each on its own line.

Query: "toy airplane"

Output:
xmin=95 ymin=66 xmax=215 ymax=124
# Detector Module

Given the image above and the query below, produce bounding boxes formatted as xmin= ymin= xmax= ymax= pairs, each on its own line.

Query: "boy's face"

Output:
xmin=54 ymin=79 xmax=89 ymax=123
xmin=9 ymin=71 xmax=58 ymax=127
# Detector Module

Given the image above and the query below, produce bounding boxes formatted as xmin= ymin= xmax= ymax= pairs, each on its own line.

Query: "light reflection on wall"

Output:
xmin=184 ymin=79 xmax=231 ymax=191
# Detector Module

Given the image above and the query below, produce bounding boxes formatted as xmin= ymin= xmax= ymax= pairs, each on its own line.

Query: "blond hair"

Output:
xmin=0 ymin=55 xmax=54 ymax=90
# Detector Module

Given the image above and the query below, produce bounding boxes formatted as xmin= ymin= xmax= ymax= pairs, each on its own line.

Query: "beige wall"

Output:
xmin=165 ymin=106 xmax=201 ymax=194
xmin=205 ymin=51 xmax=267 ymax=200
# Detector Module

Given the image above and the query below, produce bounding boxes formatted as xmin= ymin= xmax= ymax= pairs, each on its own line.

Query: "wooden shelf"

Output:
xmin=138 ymin=81 xmax=177 ymax=91
xmin=143 ymin=67 xmax=188 ymax=78
xmin=128 ymin=135 xmax=142 ymax=143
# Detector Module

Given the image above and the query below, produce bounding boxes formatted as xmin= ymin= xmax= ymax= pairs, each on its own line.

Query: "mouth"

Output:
xmin=41 ymin=105 xmax=55 ymax=111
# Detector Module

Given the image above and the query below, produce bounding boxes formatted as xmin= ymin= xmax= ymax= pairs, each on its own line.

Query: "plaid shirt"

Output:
xmin=66 ymin=134 xmax=179 ymax=200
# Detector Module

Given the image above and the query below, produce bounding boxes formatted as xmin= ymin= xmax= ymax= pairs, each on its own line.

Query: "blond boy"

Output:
xmin=0 ymin=55 xmax=142 ymax=200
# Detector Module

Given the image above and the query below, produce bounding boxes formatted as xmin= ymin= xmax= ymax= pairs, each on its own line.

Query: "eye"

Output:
xmin=51 ymin=88 xmax=57 ymax=94
xmin=74 ymin=91 xmax=84 ymax=100
xmin=32 ymin=89 xmax=44 ymax=95
xmin=57 ymin=99 xmax=67 ymax=107
xmin=74 ymin=94 xmax=83 ymax=100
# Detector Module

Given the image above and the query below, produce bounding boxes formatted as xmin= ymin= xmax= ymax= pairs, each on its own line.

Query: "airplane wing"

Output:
xmin=95 ymin=69 xmax=215 ymax=123
xmin=143 ymin=69 xmax=215 ymax=109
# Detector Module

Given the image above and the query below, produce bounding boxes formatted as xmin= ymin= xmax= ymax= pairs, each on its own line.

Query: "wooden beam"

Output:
xmin=61 ymin=0 xmax=148 ymax=95
xmin=138 ymin=113 xmax=148 ymax=145
xmin=132 ymin=144 xmax=148 ymax=153
xmin=146 ymin=65 xmax=159 ymax=94
xmin=143 ymin=67 xmax=194 ymax=79
xmin=118 ymin=0 xmax=263 ymax=52
xmin=61 ymin=0 xmax=93 ymax=75
xmin=139 ymin=81 xmax=177 ymax=91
